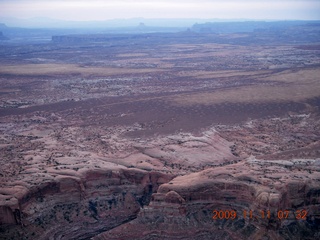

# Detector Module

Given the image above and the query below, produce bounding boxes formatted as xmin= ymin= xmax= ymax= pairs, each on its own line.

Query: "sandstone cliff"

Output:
xmin=0 ymin=166 xmax=173 ymax=239
xmin=94 ymin=159 xmax=320 ymax=240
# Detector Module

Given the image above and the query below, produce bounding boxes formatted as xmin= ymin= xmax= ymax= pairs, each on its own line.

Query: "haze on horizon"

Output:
xmin=1 ymin=0 xmax=320 ymax=22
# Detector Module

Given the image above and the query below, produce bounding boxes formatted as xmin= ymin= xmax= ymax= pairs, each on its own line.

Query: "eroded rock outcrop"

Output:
xmin=0 ymin=165 xmax=173 ymax=240
xmin=94 ymin=159 xmax=320 ymax=240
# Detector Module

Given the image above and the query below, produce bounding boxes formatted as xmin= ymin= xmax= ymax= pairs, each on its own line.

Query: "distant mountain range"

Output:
xmin=0 ymin=17 xmax=264 ymax=29
xmin=1 ymin=18 xmax=319 ymax=43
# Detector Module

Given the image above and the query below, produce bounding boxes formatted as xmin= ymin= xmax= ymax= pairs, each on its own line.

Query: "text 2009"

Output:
xmin=212 ymin=209 xmax=307 ymax=220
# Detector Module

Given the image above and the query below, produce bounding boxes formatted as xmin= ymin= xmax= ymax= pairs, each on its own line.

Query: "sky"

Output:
xmin=0 ymin=0 xmax=320 ymax=21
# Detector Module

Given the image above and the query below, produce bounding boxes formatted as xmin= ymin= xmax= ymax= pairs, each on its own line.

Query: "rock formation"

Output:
xmin=0 ymin=166 xmax=173 ymax=239
xmin=1 ymin=123 xmax=319 ymax=239
xmin=94 ymin=159 xmax=320 ymax=240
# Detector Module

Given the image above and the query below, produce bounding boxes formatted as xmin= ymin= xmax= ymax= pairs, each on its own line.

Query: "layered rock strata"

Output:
xmin=0 ymin=166 xmax=173 ymax=239
xmin=94 ymin=158 xmax=320 ymax=240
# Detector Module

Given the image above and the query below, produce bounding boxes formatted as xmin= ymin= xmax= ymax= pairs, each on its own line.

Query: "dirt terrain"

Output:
xmin=0 ymin=23 xmax=320 ymax=239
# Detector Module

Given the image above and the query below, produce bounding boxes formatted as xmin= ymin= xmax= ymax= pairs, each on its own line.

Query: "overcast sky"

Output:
xmin=1 ymin=0 xmax=319 ymax=21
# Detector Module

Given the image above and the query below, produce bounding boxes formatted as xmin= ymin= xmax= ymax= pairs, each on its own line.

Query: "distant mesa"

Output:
xmin=191 ymin=21 xmax=263 ymax=33
xmin=51 ymin=34 xmax=132 ymax=43
xmin=191 ymin=20 xmax=320 ymax=34
xmin=51 ymin=32 xmax=167 ymax=43
xmin=0 ymin=31 xmax=9 ymax=40
xmin=138 ymin=22 xmax=146 ymax=28
xmin=0 ymin=23 xmax=7 ymax=29
xmin=0 ymin=22 xmax=9 ymax=40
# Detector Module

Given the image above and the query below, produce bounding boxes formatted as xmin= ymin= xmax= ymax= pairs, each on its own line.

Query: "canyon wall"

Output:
xmin=94 ymin=159 xmax=320 ymax=240
xmin=0 ymin=166 xmax=173 ymax=239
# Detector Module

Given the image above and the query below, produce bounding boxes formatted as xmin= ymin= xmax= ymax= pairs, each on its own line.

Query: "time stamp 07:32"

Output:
xmin=212 ymin=209 xmax=308 ymax=220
